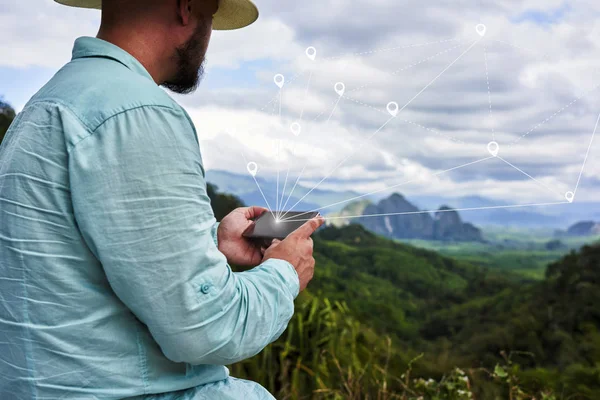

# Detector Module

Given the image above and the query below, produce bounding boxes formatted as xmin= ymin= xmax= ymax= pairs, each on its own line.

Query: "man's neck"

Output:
xmin=97 ymin=25 xmax=175 ymax=85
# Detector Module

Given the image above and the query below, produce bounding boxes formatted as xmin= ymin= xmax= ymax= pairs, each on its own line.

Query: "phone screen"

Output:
xmin=243 ymin=211 xmax=320 ymax=241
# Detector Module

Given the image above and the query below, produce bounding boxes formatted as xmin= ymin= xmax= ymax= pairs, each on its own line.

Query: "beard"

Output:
xmin=162 ymin=22 xmax=208 ymax=94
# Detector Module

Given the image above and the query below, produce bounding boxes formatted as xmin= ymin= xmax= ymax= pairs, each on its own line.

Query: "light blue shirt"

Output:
xmin=0 ymin=36 xmax=299 ymax=399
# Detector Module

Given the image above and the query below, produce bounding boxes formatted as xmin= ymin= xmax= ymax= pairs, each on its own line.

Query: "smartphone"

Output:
xmin=243 ymin=211 xmax=320 ymax=245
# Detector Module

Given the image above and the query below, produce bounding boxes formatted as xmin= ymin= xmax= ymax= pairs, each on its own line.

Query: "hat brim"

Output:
xmin=54 ymin=0 xmax=259 ymax=30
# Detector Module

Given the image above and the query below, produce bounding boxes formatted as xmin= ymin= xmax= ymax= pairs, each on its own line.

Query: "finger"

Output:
xmin=290 ymin=215 xmax=325 ymax=239
xmin=244 ymin=206 xmax=270 ymax=220
xmin=271 ymin=239 xmax=281 ymax=246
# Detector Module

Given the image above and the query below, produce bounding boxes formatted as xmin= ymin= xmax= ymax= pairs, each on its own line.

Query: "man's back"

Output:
xmin=0 ymin=37 xmax=230 ymax=399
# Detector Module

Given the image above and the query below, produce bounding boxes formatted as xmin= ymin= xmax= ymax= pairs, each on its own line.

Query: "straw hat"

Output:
xmin=54 ymin=0 xmax=259 ymax=30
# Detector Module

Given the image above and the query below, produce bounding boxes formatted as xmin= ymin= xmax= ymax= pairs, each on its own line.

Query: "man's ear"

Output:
xmin=177 ymin=0 xmax=193 ymax=26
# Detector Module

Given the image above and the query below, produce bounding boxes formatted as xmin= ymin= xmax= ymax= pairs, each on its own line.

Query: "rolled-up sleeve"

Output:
xmin=68 ymin=105 xmax=299 ymax=365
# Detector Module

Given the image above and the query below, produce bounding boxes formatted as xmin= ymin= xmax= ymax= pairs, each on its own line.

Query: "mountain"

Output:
xmin=433 ymin=206 xmax=483 ymax=241
xmin=207 ymin=169 xmax=600 ymax=229
xmin=565 ymin=220 xmax=600 ymax=236
xmin=413 ymin=195 xmax=600 ymax=228
xmin=326 ymin=199 xmax=372 ymax=227
xmin=358 ymin=193 xmax=483 ymax=242
xmin=361 ymin=193 xmax=434 ymax=239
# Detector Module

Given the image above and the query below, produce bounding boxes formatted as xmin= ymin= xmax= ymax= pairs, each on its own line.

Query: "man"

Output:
xmin=0 ymin=0 xmax=324 ymax=398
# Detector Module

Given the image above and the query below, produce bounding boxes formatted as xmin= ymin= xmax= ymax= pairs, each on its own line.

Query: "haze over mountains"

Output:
xmin=557 ymin=221 xmax=600 ymax=237
xmin=207 ymin=170 xmax=600 ymax=230
xmin=345 ymin=194 xmax=483 ymax=242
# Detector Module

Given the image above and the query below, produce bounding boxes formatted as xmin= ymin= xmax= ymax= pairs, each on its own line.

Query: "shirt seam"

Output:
xmin=135 ymin=325 xmax=150 ymax=394
xmin=23 ymin=100 xmax=180 ymax=153
xmin=25 ymin=99 xmax=94 ymax=132
xmin=70 ymin=104 xmax=180 ymax=150
xmin=19 ymin=251 xmax=39 ymax=399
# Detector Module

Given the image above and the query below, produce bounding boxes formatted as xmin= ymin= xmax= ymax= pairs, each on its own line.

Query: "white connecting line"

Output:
xmin=278 ymin=108 xmax=600 ymax=223
xmin=259 ymin=37 xmax=464 ymax=116
xmin=277 ymin=93 xmax=346 ymax=216
xmin=278 ymin=201 xmax=571 ymax=223
xmin=322 ymin=37 xmax=464 ymax=61
xmin=280 ymin=165 xmax=306 ymax=213
xmin=496 ymin=156 xmax=565 ymax=199
xmin=279 ymin=115 xmax=396 ymax=220
xmin=239 ymin=148 xmax=276 ymax=218
xmin=509 ymin=82 xmax=600 ymax=146
xmin=280 ymin=156 xmax=495 ymax=222
xmin=574 ymin=110 xmax=600 ymax=197
xmin=278 ymin=38 xmax=482 ymax=220
xmin=254 ymin=31 xmax=599 ymax=224
xmin=277 ymin=66 xmax=316 ymax=219
xmin=275 ymin=139 xmax=281 ymax=217
xmin=275 ymin=87 xmax=283 ymax=216
xmin=346 ymin=40 xmax=470 ymax=96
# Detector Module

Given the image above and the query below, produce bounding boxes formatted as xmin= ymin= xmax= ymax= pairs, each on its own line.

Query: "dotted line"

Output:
xmin=347 ymin=41 xmax=468 ymax=95
xmin=343 ymin=95 xmax=463 ymax=143
xmin=322 ymin=37 xmax=463 ymax=60
xmin=510 ymin=83 xmax=600 ymax=146
xmin=400 ymin=119 xmax=464 ymax=144
xmin=483 ymin=46 xmax=495 ymax=141
xmin=343 ymin=95 xmax=387 ymax=114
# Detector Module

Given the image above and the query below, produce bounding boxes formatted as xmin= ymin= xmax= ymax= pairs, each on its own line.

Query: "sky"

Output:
xmin=2 ymin=0 xmax=600 ymax=212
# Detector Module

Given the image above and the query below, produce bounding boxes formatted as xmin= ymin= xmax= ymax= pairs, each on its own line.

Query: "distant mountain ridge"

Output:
xmin=340 ymin=193 xmax=484 ymax=242
xmin=206 ymin=170 xmax=600 ymax=228
xmin=556 ymin=220 xmax=600 ymax=237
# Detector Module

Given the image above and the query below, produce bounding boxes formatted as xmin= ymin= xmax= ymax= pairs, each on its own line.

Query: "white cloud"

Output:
xmin=3 ymin=0 xmax=600 ymax=206
xmin=1 ymin=3 xmax=99 ymax=68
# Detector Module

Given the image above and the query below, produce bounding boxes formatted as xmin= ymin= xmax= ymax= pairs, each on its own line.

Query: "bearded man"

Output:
xmin=0 ymin=0 xmax=323 ymax=398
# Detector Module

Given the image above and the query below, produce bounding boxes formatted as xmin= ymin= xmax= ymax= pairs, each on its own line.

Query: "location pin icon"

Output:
xmin=565 ymin=191 xmax=575 ymax=203
xmin=487 ymin=141 xmax=499 ymax=157
xmin=306 ymin=46 xmax=316 ymax=61
xmin=334 ymin=82 xmax=345 ymax=97
xmin=290 ymin=122 xmax=301 ymax=136
xmin=274 ymin=74 xmax=285 ymax=89
xmin=247 ymin=162 xmax=258 ymax=177
xmin=387 ymin=101 xmax=399 ymax=117
xmin=476 ymin=24 xmax=487 ymax=37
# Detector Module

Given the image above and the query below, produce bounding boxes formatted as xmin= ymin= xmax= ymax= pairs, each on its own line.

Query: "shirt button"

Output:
xmin=200 ymin=284 xmax=211 ymax=294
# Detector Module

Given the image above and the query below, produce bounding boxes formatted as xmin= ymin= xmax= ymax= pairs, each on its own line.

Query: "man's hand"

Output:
xmin=263 ymin=216 xmax=325 ymax=292
xmin=217 ymin=206 xmax=269 ymax=267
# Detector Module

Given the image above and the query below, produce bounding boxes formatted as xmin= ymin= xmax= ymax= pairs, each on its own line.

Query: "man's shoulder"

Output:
xmin=29 ymin=56 xmax=184 ymax=133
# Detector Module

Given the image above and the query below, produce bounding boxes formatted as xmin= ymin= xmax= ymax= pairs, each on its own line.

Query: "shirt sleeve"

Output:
xmin=68 ymin=105 xmax=300 ymax=365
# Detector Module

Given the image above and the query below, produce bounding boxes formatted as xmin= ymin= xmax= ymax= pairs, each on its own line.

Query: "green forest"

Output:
xmin=208 ymin=185 xmax=600 ymax=400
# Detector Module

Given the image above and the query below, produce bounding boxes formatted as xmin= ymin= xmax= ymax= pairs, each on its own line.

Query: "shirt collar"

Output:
xmin=71 ymin=36 xmax=155 ymax=82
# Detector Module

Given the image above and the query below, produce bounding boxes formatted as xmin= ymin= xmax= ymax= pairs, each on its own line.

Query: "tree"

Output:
xmin=0 ymin=98 xmax=16 ymax=146
xmin=206 ymin=182 xmax=245 ymax=221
